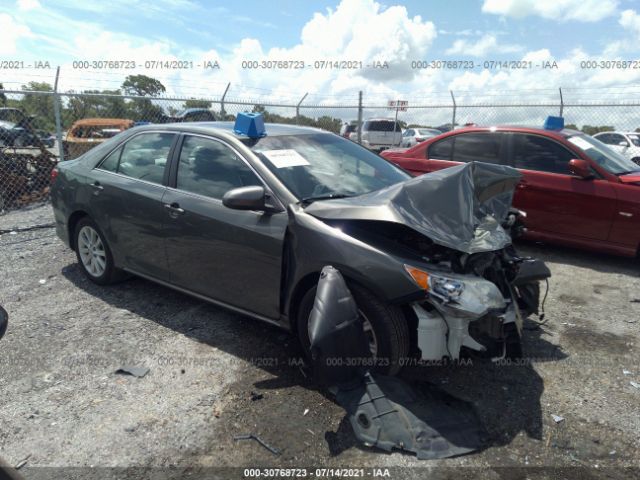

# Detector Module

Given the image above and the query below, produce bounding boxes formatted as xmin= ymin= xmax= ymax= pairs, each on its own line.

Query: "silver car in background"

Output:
xmin=400 ymin=127 xmax=442 ymax=148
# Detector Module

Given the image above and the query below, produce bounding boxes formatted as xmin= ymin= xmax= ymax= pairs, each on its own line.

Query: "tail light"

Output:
xmin=50 ymin=167 xmax=59 ymax=184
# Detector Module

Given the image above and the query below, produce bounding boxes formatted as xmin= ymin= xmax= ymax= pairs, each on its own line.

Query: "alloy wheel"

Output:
xmin=78 ymin=226 xmax=107 ymax=277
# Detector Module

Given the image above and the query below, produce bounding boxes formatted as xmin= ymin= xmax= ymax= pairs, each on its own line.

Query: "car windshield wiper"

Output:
xmin=615 ymin=170 xmax=639 ymax=176
xmin=299 ymin=193 xmax=353 ymax=205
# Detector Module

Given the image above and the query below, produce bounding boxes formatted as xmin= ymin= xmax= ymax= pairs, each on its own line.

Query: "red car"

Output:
xmin=381 ymin=124 xmax=640 ymax=257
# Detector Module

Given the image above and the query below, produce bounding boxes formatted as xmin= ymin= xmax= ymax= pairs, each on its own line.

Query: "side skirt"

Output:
xmin=123 ymin=268 xmax=289 ymax=330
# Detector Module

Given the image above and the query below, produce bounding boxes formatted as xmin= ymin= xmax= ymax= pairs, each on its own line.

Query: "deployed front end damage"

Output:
xmin=301 ymin=161 xmax=550 ymax=362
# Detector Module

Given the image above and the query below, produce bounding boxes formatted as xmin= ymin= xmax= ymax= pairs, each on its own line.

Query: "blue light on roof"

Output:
xmin=543 ymin=116 xmax=564 ymax=131
xmin=234 ymin=112 xmax=267 ymax=138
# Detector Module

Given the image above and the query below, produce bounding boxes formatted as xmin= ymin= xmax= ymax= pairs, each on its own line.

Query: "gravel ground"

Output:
xmin=1 ymin=204 xmax=639 ymax=479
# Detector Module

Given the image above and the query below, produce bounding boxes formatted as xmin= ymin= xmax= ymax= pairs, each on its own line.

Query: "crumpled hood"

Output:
xmin=305 ymin=161 xmax=522 ymax=254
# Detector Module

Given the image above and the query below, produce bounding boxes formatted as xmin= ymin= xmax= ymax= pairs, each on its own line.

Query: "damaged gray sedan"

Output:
xmin=51 ymin=115 xmax=549 ymax=374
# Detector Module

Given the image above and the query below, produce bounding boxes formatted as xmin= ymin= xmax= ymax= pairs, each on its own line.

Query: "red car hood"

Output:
xmin=619 ymin=173 xmax=640 ymax=184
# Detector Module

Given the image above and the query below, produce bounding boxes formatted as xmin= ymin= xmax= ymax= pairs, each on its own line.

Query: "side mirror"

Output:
xmin=568 ymin=159 xmax=594 ymax=179
xmin=0 ymin=305 xmax=7 ymax=340
xmin=222 ymin=185 xmax=272 ymax=211
xmin=619 ymin=141 xmax=629 ymax=147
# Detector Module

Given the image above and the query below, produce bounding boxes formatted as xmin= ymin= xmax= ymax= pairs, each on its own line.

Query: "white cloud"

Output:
xmin=0 ymin=13 xmax=33 ymax=55
xmin=16 ymin=0 xmax=41 ymax=11
xmin=482 ymin=0 xmax=618 ymax=22
xmin=445 ymin=34 xmax=522 ymax=57
xmin=620 ymin=9 xmax=640 ymax=39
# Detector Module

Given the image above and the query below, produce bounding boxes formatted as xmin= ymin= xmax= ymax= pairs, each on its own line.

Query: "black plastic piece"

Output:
xmin=512 ymin=259 xmax=551 ymax=286
xmin=308 ymin=266 xmax=371 ymax=388
xmin=336 ymin=372 xmax=486 ymax=459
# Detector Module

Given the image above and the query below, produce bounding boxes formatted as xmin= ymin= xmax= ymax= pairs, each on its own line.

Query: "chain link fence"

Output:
xmin=2 ymin=82 xmax=640 ymax=214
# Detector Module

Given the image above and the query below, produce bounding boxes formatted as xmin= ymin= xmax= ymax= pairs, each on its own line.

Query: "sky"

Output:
xmin=2 ymin=0 xmax=640 ymax=107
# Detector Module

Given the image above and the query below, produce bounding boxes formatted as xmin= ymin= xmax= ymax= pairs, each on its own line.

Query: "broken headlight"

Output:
xmin=404 ymin=264 xmax=506 ymax=317
xmin=404 ymin=265 xmax=464 ymax=301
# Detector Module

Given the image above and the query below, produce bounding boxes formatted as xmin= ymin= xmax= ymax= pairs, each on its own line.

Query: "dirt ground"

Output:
xmin=1 ymin=204 xmax=639 ymax=479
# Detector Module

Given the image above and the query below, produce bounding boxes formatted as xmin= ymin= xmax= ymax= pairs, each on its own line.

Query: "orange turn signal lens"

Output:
xmin=404 ymin=265 xmax=430 ymax=291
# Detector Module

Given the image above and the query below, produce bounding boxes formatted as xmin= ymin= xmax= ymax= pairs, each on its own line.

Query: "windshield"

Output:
xmin=247 ymin=133 xmax=410 ymax=201
xmin=628 ymin=134 xmax=640 ymax=147
xmin=418 ymin=129 xmax=439 ymax=136
xmin=567 ymin=134 xmax=640 ymax=175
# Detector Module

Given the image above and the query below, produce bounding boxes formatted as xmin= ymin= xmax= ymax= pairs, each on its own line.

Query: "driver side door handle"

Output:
xmin=164 ymin=202 xmax=185 ymax=216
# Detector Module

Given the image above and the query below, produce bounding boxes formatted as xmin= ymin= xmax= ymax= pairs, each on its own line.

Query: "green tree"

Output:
xmin=184 ymin=98 xmax=212 ymax=109
xmin=0 ymin=83 xmax=6 ymax=107
xmin=120 ymin=75 xmax=166 ymax=122
xmin=581 ymin=125 xmax=614 ymax=136
xmin=121 ymin=75 xmax=166 ymax=97
xmin=20 ymin=81 xmax=55 ymax=130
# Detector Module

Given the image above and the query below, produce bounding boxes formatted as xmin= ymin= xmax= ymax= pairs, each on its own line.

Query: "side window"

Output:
xmin=610 ymin=134 xmax=627 ymax=146
xmin=99 ymin=145 xmax=122 ymax=172
xmin=452 ymin=133 xmax=502 ymax=164
xmin=513 ymin=134 xmax=574 ymax=174
xmin=117 ymin=133 xmax=175 ymax=184
xmin=176 ymin=136 xmax=262 ymax=200
xmin=597 ymin=133 xmax=613 ymax=144
xmin=427 ymin=137 xmax=454 ymax=160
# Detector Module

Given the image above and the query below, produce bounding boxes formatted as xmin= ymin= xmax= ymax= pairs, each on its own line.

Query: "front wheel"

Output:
xmin=297 ymin=283 xmax=410 ymax=375
xmin=74 ymin=217 xmax=125 ymax=285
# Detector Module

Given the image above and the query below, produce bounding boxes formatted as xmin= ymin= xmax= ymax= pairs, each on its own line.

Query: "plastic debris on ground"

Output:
xmin=115 ymin=366 xmax=150 ymax=378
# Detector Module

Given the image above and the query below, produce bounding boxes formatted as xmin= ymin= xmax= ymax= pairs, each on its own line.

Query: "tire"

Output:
xmin=631 ymin=157 xmax=640 ymax=167
xmin=74 ymin=217 xmax=124 ymax=285
xmin=297 ymin=283 xmax=410 ymax=375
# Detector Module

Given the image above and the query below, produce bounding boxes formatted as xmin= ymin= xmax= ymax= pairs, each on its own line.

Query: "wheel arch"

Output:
xmin=67 ymin=210 xmax=90 ymax=251
xmin=286 ymin=268 xmax=409 ymax=334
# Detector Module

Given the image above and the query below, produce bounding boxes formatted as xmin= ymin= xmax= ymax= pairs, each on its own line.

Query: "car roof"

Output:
xmin=594 ymin=131 xmax=639 ymax=135
xmin=71 ymin=118 xmax=134 ymax=126
xmin=434 ymin=125 xmax=582 ymax=140
xmin=131 ymin=121 xmax=327 ymax=139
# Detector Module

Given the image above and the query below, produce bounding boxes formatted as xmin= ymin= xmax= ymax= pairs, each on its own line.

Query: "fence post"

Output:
xmin=450 ymin=90 xmax=456 ymax=130
xmin=53 ymin=66 xmax=64 ymax=162
xmin=357 ymin=90 xmax=363 ymax=144
xmin=559 ymin=87 xmax=564 ymax=117
xmin=220 ymin=82 xmax=230 ymax=119
xmin=296 ymin=93 xmax=308 ymax=125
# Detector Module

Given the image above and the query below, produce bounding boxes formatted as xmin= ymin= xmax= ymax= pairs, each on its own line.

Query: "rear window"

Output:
xmin=364 ymin=120 xmax=401 ymax=132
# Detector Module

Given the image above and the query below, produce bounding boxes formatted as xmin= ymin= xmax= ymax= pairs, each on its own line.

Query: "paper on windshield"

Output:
xmin=568 ymin=136 xmax=593 ymax=151
xmin=261 ymin=149 xmax=310 ymax=168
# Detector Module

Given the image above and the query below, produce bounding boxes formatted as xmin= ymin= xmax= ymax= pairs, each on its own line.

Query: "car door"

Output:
xmin=162 ymin=134 xmax=288 ymax=319
xmin=508 ymin=133 xmax=617 ymax=240
xmin=90 ymin=131 xmax=177 ymax=280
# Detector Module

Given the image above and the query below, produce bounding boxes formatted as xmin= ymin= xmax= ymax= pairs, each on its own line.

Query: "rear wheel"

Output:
xmin=74 ymin=217 xmax=124 ymax=285
xmin=297 ymin=283 xmax=410 ymax=375
xmin=631 ymin=157 xmax=640 ymax=166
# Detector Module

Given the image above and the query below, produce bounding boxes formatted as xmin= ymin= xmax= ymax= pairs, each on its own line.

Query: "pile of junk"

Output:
xmin=0 ymin=108 xmax=58 ymax=211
